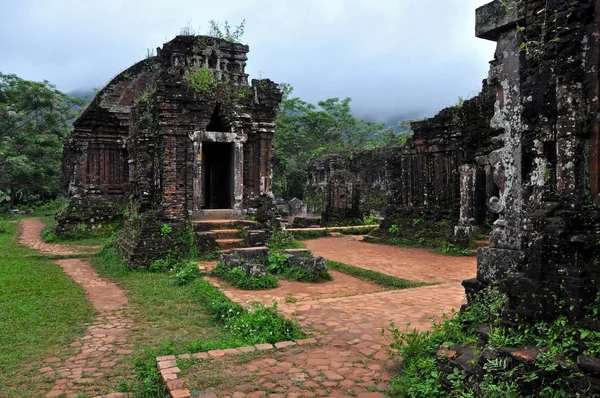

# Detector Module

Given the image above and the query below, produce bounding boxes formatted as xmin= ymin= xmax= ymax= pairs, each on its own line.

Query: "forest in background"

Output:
xmin=0 ymin=73 xmax=410 ymax=209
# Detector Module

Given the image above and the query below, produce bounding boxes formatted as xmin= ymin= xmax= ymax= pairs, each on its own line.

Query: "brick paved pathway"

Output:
xmin=176 ymin=237 xmax=473 ymax=397
xmin=205 ymin=269 xmax=386 ymax=306
xmin=19 ymin=219 xmax=133 ymax=398
xmin=305 ymin=236 xmax=477 ymax=283
xmin=19 ymin=218 xmax=99 ymax=256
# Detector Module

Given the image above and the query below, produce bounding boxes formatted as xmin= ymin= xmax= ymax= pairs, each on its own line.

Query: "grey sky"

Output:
xmin=0 ymin=0 xmax=496 ymax=122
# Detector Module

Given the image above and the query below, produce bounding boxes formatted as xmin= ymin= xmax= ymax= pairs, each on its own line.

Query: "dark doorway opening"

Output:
xmin=202 ymin=142 xmax=233 ymax=209
xmin=206 ymin=104 xmax=230 ymax=132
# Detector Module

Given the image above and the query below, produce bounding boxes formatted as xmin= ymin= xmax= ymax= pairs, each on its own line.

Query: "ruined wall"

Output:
xmin=453 ymin=0 xmax=600 ymax=394
xmin=60 ymin=35 xmax=281 ymax=266
xmin=57 ymin=59 xmax=156 ymax=232
xmin=306 ymin=82 xmax=499 ymax=239
xmin=466 ymin=0 xmax=600 ymax=323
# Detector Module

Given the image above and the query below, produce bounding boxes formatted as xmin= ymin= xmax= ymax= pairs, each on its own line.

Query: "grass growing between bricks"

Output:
xmin=326 ymin=260 xmax=432 ymax=290
xmin=0 ymin=219 xmax=96 ymax=398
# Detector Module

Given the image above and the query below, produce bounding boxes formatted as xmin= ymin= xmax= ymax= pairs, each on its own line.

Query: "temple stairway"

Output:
xmin=192 ymin=210 xmax=264 ymax=251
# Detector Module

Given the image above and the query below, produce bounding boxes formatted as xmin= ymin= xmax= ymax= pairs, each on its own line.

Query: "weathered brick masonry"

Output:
xmin=450 ymin=0 xmax=600 ymax=394
xmin=305 ymin=82 xmax=500 ymax=241
xmin=59 ymin=35 xmax=281 ymax=265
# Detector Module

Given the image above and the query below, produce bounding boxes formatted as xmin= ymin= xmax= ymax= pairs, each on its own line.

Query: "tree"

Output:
xmin=0 ymin=73 xmax=84 ymax=208
xmin=273 ymin=84 xmax=406 ymax=200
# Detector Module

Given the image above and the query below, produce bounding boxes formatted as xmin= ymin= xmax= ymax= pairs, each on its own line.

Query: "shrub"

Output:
xmin=186 ymin=66 xmax=216 ymax=92
xmin=149 ymin=258 xmax=172 ymax=273
xmin=42 ymin=229 xmax=57 ymax=242
xmin=211 ymin=262 xmax=278 ymax=290
xmin=266 ymin=253 xmax=289 ymax=275
xmin=266 ymin=231 xmax=298 ymax=250
xmin=195 ymin=278 xmax=305 ymax=344
xmin=172 ymin=261 xmax=200 ymax=286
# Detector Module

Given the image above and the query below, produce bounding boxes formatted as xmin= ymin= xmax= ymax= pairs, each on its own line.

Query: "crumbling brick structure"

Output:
xmin=446 ymin=0 xmax=600 ymax=394
xmin=305 ymin=82 xmax=500 ymax=241
xmin=59 ymin=35 xmax=281 ymax=265
xmin=467 ymin=0 xmax=600 ymax=328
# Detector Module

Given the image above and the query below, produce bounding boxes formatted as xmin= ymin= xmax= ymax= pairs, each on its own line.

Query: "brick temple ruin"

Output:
xmin=306 ymin=0 xmax=600 ymax=393
xmin=305 ymin=81 xmax=501 ymax=243
xmin=59 ymin=35 xmax=281 ymax=265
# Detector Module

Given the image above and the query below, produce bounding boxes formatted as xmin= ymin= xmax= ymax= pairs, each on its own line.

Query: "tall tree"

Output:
xmin=0 ymin=73 xmax=83 ymax=208
xmin=273 ymin=85 xmax=406 ymax=200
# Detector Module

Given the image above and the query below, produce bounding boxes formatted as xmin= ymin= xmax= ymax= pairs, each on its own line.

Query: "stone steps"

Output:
xmin=193 ymin=219 xmax=257 ymax=232
xmin=215 ymin=238 xmax=245 ymax=250
xmin=212 ymin=229 xmax=240 ymax=239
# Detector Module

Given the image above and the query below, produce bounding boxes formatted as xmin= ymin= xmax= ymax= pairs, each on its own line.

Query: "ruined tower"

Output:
xmin=59 ymin=35 xmax=282 ymax=265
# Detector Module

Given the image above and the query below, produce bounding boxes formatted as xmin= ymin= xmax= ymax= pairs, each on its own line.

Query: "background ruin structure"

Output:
xmin=305 ymin=82 xmax=500 ymax=242
xmin=59 ymin=35 xmax=281 ymax=265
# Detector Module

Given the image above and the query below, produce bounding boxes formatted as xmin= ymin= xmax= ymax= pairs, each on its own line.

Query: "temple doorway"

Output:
xmin=202 ymin=142 xmax=233 ymax=209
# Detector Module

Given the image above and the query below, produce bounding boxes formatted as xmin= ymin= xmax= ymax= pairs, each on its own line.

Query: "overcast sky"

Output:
xmin=0 ymin=0 xmax=496 ymax=123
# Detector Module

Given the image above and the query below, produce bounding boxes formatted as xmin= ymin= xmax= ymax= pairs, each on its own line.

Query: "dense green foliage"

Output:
xmin=0 ymin=73 xmax=85 ymax=208
xmin=385 ymin=286 xmax=600 ymax=397
xmin=273 ymin=84 xmax=408 ymax=199
xmin=267 ymin=253 xmax=333 ymax=283
xmin=211 ymin=262 xmax=279 ymax=290
xmin=196 ymin=278 xmax=305 ymax=344
xmin=265 ymin=230 xmax=305 ymax=250
xmin=0 ymin=218 xmax=95 ymax=397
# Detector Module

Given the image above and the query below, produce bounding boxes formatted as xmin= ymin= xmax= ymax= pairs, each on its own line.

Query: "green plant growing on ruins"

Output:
xmin=267 ymin=253 xmax=289 ymax=274
xmin=266 ymin=230 xmax=304 ymax=250
xmin=160 ymin=223 xmax=172 ymax=237
xmin=186 ymin=65 xmax=216 ymax=92
xmin=211 ymin=262 xmax=278 ymax=290
xmin=207 ymin=19 xmax=246 ymax=43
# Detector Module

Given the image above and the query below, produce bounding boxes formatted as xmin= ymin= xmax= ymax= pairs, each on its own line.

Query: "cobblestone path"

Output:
xmin=19 ymin=218 xmax=133 ymax=398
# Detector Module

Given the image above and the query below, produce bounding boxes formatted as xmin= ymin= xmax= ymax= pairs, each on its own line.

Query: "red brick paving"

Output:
xmin=19 ymin=218 xmax=100 ymax=256
xmin=205 ymin=270 xmax=386 ymax=306
xmin=178 ymin=236 xmax=473 ymax=396
xmin=305 ymin=235 xmax=476 ymax=283
xmin=19 ymin=218 xmax=133 ymax=398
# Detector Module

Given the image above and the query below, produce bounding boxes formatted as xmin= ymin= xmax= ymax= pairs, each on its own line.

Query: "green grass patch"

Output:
xmin=0 ymin=219 xmax=96 ymax=397
xmin=326 ymin=260 xmax=430 ymax=290
xmin=196 ymin=278 xmax=305 ymax=344
xmin=337 ymin=226 xmax=378 ymax=235
xmin=92 ymin=244 xmax=305 ymax=395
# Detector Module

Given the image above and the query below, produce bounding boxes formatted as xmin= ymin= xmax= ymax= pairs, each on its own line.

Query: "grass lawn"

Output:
xmin=91 ymin=246 xmax=305 ymax=396
xmin=0 ymin=219 xmax=96 ymax=397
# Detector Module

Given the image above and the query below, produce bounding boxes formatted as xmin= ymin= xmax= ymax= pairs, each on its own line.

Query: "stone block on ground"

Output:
xmin=277 ymin=249 xmax=313 ymax=257
xmin=288 ymin=255 xmax=327 ymax=272
xmin=247 ymin=230 xmax=267 ymax=247
xmin=195 ymin=231 xmax=217 ymax=251
xmin=220 ymin=254 xmax=244 ymax=270
xmin=242 ymin=262 xmax=267 ymax=278
xmin=231 ymin=247 xmax=269 ymax=263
